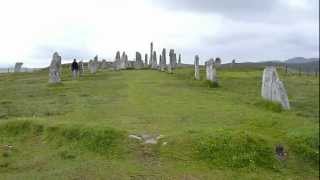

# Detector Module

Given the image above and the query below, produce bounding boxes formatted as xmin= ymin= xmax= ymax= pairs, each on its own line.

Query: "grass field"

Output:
xmin=0 ymin=66 xmax=319 ymax=179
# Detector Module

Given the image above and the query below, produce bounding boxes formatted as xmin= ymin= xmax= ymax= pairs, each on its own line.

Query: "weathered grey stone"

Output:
xmin=169 ymin=49 xmax=177 ymax=70
xmin=261 ymin=66 xmax=290 ymax=109
xmin=231 ymin=59 xmax=236 ymax=68
xmin=49 ymin=52 xmax=61 ymax=83
xmin=88 ymin=56 xmax=99 ymax=74
xmin=127 ymin=61 xmax=135 ymax=69
xmin=194 ymin=55 xmax=200 ymax=80
xmin=149 ymin=42 xmax=153 ymax=66
xmin=144 ymin=54 xmax=148 ymax=67
xmin=168 ymin=63 xmax=172 ymax=73
xmin=14 ymin=62 xmax=23 ymax=73
xmin=116 ymin=51 xmax=121 ymax=61
xmin=215 ymin=57 xmax=221 ymax=67
xmin=115 ymin=51 xmax=128 ymax=70
xmin=128 ymin=134 xmax=164 ymax=145
xmin=101 ymin=59 xmax=107 ymax=69
xmin=128 ymin=135 xmax=142 ymax=141
xmin=151 ymin=51 xmax=157 ymax=69
xmin=161 ymin=48 xmax=166 ymax=71
xmin=178 ymin=54 xmax=182 ymax=66
xmin=159 ymin=55 xmax=162 ymax=70
xmin=78 ymin=61 xmax=84 ymax=74
xmin=205 ymin=59 xmax=218 ymax=84
xmin=135 ymin=52 xmax=144 ymax=69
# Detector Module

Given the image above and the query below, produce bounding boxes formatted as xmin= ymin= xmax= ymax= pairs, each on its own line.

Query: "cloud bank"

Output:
xmin=0 ymin=0 xmax=318 ymax=67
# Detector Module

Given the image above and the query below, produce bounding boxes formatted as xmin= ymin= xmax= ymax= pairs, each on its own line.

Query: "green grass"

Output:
xmin=0 ymin=66 xmax=318 ymax=179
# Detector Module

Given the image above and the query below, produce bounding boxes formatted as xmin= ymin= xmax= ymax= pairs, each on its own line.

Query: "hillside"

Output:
xmin=285 ymin=57 xmax=319 ymax=64
xmin=0 ymin=67 xmax=319 ymax=179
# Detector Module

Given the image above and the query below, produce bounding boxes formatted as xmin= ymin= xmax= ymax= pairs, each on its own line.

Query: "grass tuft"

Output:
xmin=194 ymin=130 xmax=277 ymax=169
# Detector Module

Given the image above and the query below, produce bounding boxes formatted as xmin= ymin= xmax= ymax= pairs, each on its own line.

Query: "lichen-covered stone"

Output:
xmin=169 ymin=49 xmax=177 ymax=70
xmin=261 ymin=66 xmax=290 ymax=109
xmin=161 ymin=48 xmax=166 ymax=71
xmin=205 ymin=58 xmax=218 ymax=83
xmin=144 ymin=54 xmax=148 ymax=67
xmin=215 ymin=57 xmax=221 ymax=67
xmin=151 ymin=51 xmax=157 ymax=69
xmin=135 ymin=52 xmax=144 ymax=69
xmin=14 ymin=62 xmax=23 ymax=72
xmin=49 ymin=52 xmax=61 ymax=83
xmin=88 ymin=56 xmax=99 ymax=74
xmin=194 ymin=55 xmax=200 ymax=80
xmin=149 ymin=42 xmax=153 ymax=66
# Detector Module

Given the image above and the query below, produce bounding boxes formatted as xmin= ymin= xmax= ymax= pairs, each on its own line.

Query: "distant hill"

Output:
xmin=285 ymin=57 xmax=319 ymax=64
xmin=221 ymin=57 xmax=319 ymax=74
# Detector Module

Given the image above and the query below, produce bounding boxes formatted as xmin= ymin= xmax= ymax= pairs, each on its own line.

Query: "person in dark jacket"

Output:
xmin=71 ymin=59 xmax=79 ymax=80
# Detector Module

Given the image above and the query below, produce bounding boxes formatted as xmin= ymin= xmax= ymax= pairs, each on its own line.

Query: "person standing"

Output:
xmin=71 ymin=59 xmax=79 ymax=80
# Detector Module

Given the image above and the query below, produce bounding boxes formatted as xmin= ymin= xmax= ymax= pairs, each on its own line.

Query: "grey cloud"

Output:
xmin=151 ymin=0 xmax=319 ymax=23
xmin=31 ymin=45 xmax=94 ymax=61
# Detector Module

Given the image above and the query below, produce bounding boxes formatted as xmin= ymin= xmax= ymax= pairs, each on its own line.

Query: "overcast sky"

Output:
xmin=0 ymin=0 xmax=318 ymax=67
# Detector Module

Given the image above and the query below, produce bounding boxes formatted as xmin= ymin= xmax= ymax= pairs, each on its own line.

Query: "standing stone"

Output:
xmin=49 ymin=52 xmax=61 ymax=83
xmin=78 ymin=61 xmax=84 ymax=74
xmin=114 ymin=51 xmax=121 ymax=70
xmin=88 ymin=56 xmax=99 ymax=74
xmin=215 ymin=57 xmax=221 ymax=67
xmin=194 ymin=55 xmax=200 ymax=80
xmin=161 ymin=48 xmax=166 ymax=71
xmin=178 ymin=54 xmax=182 ymax=66
xmin=261 ymin=66 xmax=290 ymax=109
xmin=149 ymin=42 xmax=153 ymax=66
xmin=135 ymin=52 xmax=144 ymax=69
xmin=124 ymin=53 xmax=129 ymax=68
xmin=169 ymin=49 xmax=177 ymax=70
xmin=116 ymin=51 xmax=121 ymax=61
xmin=101 ymin=59 xmax=107 ymax=69
xmin=231 ymin=59 xmax=236 ymax=68
xmin=205 ymin=59 xmax=218 ymax=84
xmin=168 ymin=64 xmax=172 ymax=73
xmin=14 ymin=62 xmax=23 ymax=72
xmin=144 ymin=54 xmax=148 ymax=67
xmin=173 ymin=53 xmax=177 ymax=69
xmin=115 ymin=51 xmax=128 ymax=70
xmin=151 ymin=51 xmax=157 ymax=69
xmin=159 ymin=55 xmax=162 ymax=70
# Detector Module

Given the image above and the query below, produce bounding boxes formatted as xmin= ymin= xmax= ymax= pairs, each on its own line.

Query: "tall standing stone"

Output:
xmin=114 ymin=51 xmax=121 ymax=70
xmin=168 ymin=63 xmax=172 ymax=73
xmin=173 ymin=53 xmax=177 ymax=69
xmin=161 ymin=48 xmax=166 ymax=71
xmin=115 ymin=51 xmax=128 ymax=70
xmin=88 ymin=56 xmax=99 ymax=73
xmin=121 ymin=52 xmax=126 ymax=69
xmin=135 ymin=52 xmax=144 ymax=69
xmin=49 ymin=52 xmax=61 ymax=84
xmin=205 ymin=59 xmax=218 ymax=85
xmin=149 ymin=42 xmax=153 ymax=66
xmin=169 ymin=49 xmax=177 ymax=70
xmin=151 ymin=51 xmax=157 ymax=69
xmin=178 ymin=54 xmax=182 ymax=66
xmin=261 ymin=66 xmax=290 ymax=109
xmin=194 ymin=55 xmax=200 ymax=80
xmin=14 ymin=62 xmax=23 ymax=72
xmin=144 ymin=54 xmax=148 ymax=67
xmin=159 ymin=55 xmax=163 ymax=70
xmin=116 ymin=51 xmax=121 ymax=61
